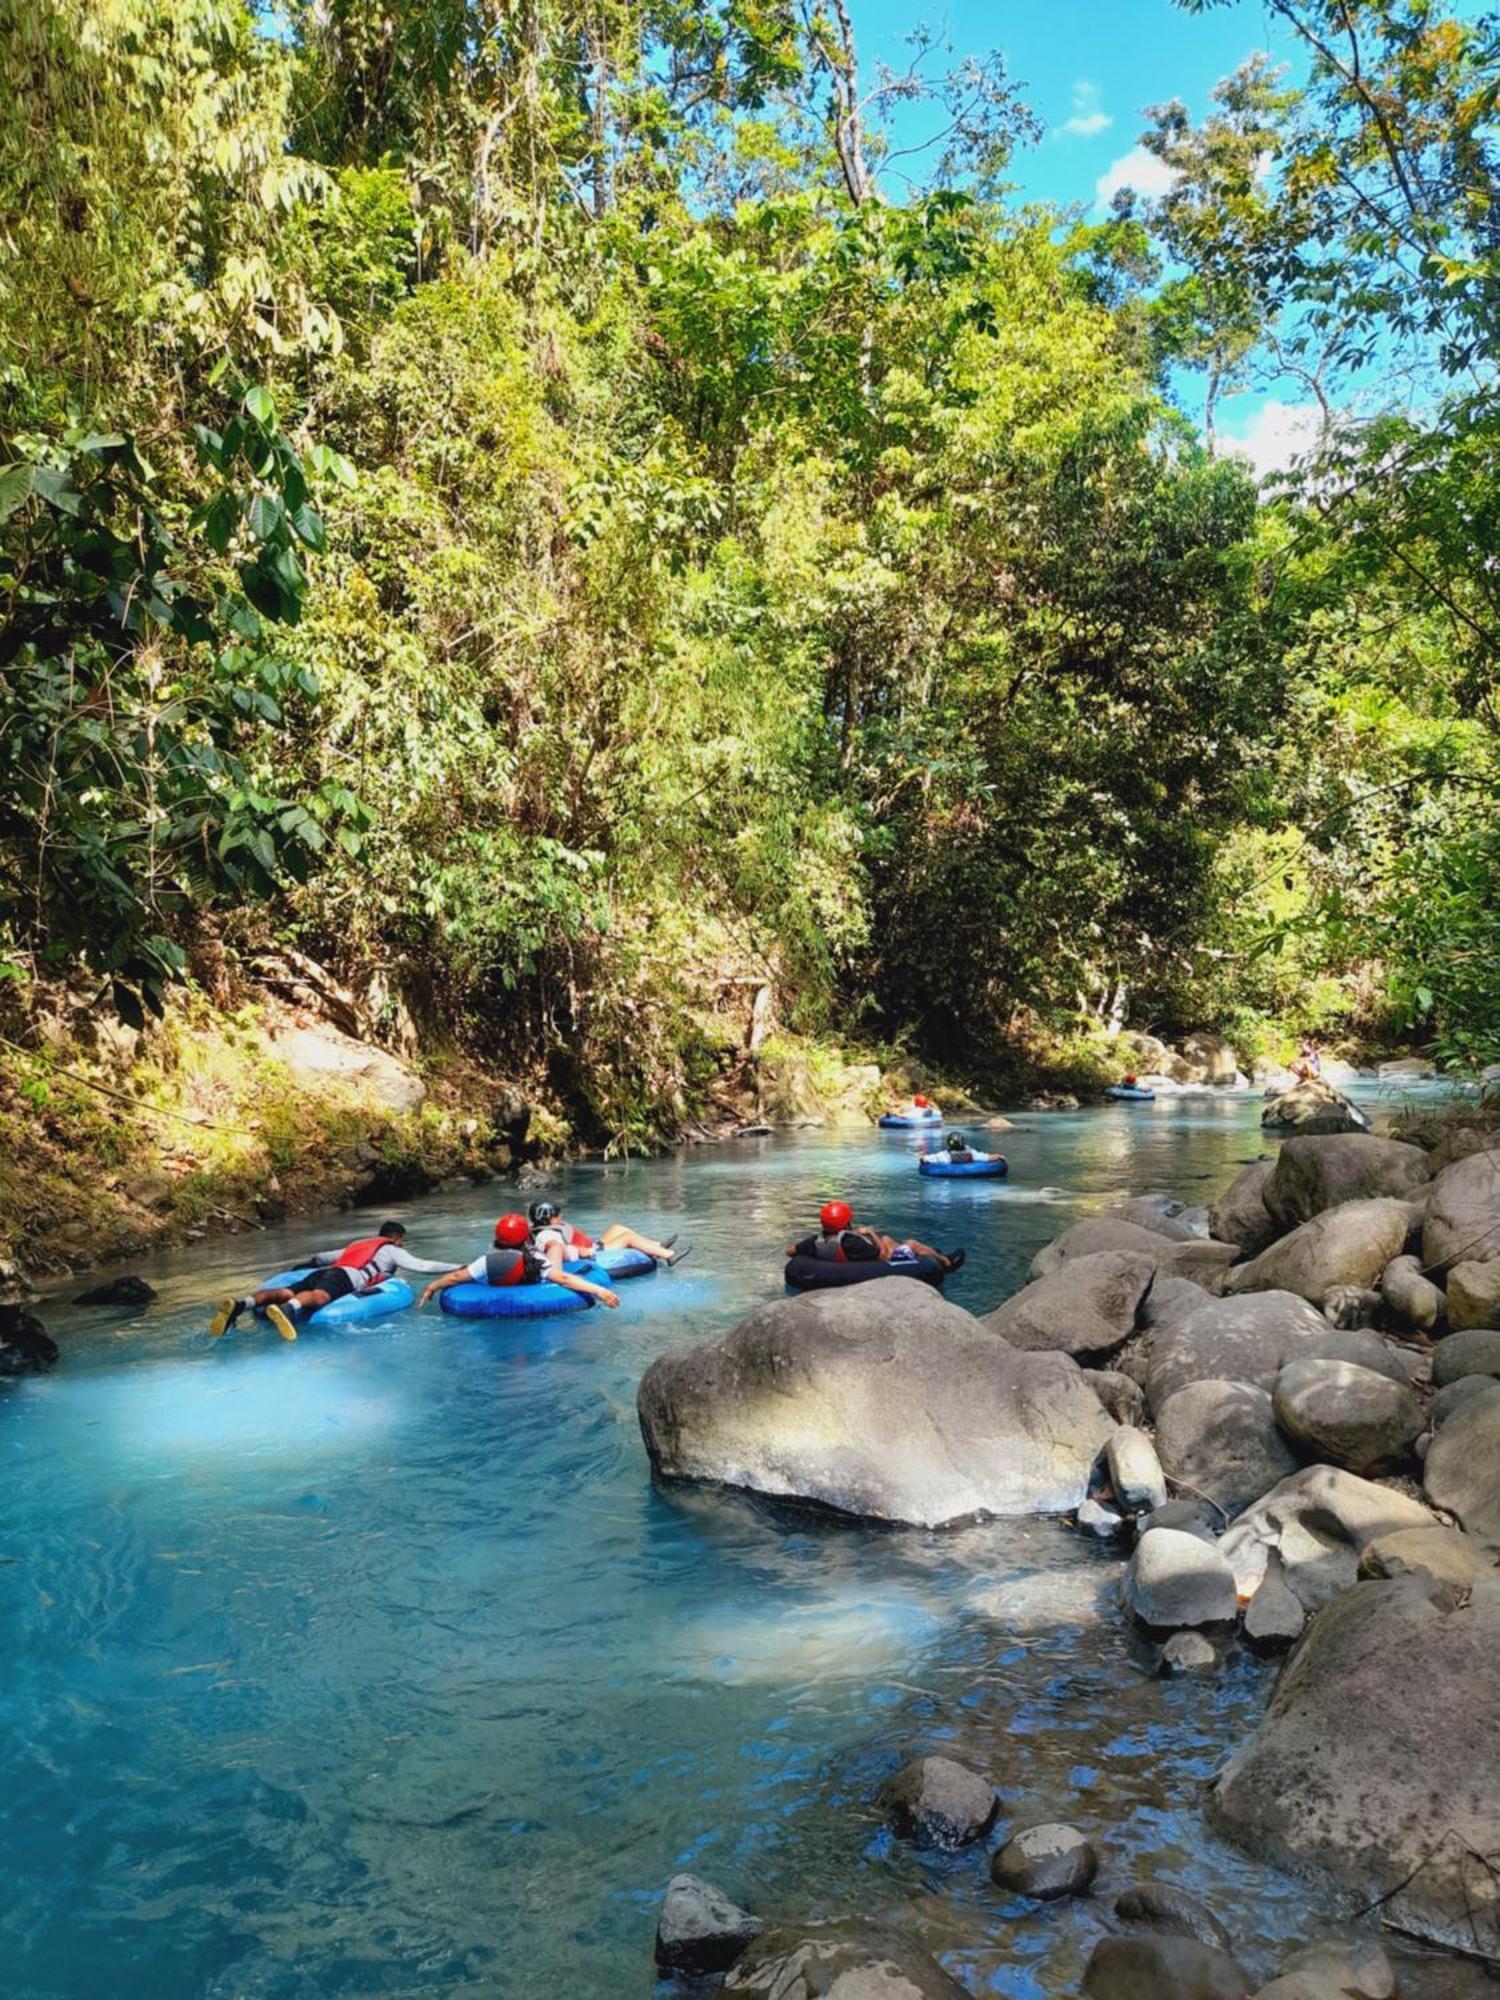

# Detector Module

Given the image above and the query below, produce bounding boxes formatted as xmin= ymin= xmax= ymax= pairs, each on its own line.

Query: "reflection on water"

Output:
xmin=0 ymin=1097 xmax=1481 ymax=1996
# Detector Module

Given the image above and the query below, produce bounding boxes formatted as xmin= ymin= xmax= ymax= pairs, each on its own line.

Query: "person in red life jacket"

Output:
xmin=526 ymin=1199 xmax=688 ymax=1268
xmin=787 ymin=1200 xmax=965 ymax=1272
xmin=1122 ymin=1072 xmax=1139 ymax=1088
xmin=887 ymin=1090 xmax=939 ymax=1118
xmin=209 ymin=1221 xmax=454 ymax=1340
xmin=418 ymin=1213 xmax=621 ymax=1310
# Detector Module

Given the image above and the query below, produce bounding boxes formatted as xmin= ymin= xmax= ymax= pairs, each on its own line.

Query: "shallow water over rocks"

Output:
xmin=1 ymin=1091 xmax=1485 ymax=1996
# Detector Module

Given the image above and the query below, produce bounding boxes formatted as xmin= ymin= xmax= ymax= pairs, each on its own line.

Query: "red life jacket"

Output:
xmin=333 ymin=1235 xmax=391 ymax=1281
xmin=567 ymin=1224 xmax=594 ymax=1252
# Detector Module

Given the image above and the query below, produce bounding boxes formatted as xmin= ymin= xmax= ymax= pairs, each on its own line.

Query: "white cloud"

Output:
xmin=1094 ymin=144 xmax=1180 ymax=208
xmin=1055 ymin=80 xmax=1113 ymax=141
xmin=1218 ymin=399 xmax=1322 ymax=482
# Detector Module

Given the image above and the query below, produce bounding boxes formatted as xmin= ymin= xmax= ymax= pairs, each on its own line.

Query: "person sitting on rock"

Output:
xmin=943 ymin=1131 xmax=977 ymax=1163
xmin=419 ymin=1212 xmax=620 ymax=1310
xmin=789 ymin=1200 xmax=964 ymax=1272
xmin=1291 ymin=1038 xmax=1322 ymax=1084
xmin=526 ymin=1200 xmax=688 ymax=1267
xmin=210 ymin=1220 xmax=455 ymax=1340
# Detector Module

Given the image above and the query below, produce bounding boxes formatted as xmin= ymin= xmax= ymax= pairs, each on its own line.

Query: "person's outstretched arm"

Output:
xmin=541 ymin=1242 xmax=618 ymax=1307
xmin=419 ymin=1264 xmax=476 ymax=1307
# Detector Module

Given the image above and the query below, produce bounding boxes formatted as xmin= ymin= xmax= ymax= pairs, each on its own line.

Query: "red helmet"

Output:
xmin=820 ymin=1200 xmax=853 ymax=1232
xmin=494 ymin=1212 xmax=530 ymax=1247
xmin=913 ymin=1093 xmax=930 ymax=1108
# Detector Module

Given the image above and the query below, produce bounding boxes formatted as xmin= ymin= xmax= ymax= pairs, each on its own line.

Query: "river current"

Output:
xmin=0 ymin=1090 xmax=1483 ymax=1996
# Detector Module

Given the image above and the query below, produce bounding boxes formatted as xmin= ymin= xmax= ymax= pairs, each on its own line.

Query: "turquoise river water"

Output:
xmin=0 ymin=1089 xmax=1486 ymax=1997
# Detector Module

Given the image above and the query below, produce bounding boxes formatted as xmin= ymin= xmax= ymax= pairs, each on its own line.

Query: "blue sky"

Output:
xmin=854 ymin=0 xmax=1313 ymax=468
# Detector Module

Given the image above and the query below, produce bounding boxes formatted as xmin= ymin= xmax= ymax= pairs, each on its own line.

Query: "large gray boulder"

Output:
xmin=1432 ymin=1328 xmax=1500 ymax=1386
xmin=1211 ymin=1575 xmax=1500 ymax=1957
xmin=1154 ymin=1380 xmax=1298 ymax=1517
xmin=635 ymin=1279 xmax=1115 ymax=1528
xmin=1224 ymin=1200 xmax=1411 ymax=1307
xmin=1183 ymin=1032 xmax=1240 ymax=1084
xmin=1216 ymin=1465 xmax=1438 ymax=1605
xmin=724 ymin=1923 xmax=972 ymax=1998
xmin=1261 ymin=1081 xmax=1372 ymax=1136
xmin=1263 ymin=1134 xmax=1430 ymax=1228
xmin=1209 ymin=1159 xmax=1278 ymax=1259
xmin=1031 ymin=1220 xmax=1239 ymax=1292
xmin=1272 ymin=1358 xmax=1423 ymax=1475
xmin=1448 ymin=1259 xmax=1500 ymax=1332
xmin=1124 ymin=1528 xmax=1238 ymax=1629
xmin=1423 ymin=1149 xmax=1500 ymax=1278
xmin=1423 ymin=1390 xmax=1500 ymax=1546
xmin=981 ymin=1250 xmax=1156 ymax=1358
xmin=1122 ymin=1290 xmax=1339 ymax=1409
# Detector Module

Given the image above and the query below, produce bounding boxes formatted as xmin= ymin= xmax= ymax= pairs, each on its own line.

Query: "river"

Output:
xmin=0 ymin=1090 xmax=1482 ymax=1996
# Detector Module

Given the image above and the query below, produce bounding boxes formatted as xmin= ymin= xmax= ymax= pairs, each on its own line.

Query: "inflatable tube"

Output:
xmin=918 ymin=1152 xmax=1009 ymax=1178
xmin=878 ymin=1110 xmax=943 ymax=1128
xmin=440 ymin=1274 xmax=594 ymax=1319
xmin=1106 ymin=1086 xmax=1157 ymax=1103
xmin=784 ymin=1253 xmax=947 ymax=1291
xmin=592 ymin=1245 xmax=657 ymax=1281
xmin=255 ymin=1268 xmax=415 ymax=1329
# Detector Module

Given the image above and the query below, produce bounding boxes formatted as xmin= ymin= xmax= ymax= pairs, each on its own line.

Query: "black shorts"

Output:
xmin=292 ymin=1266 xmax=356 ymax=1302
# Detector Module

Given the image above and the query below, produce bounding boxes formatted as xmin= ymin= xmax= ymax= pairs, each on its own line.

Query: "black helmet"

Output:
xmin=529 ymin=1199 xmax=560 ymax=1227
xmin=945 ymin=1132 xmax=966 ymax=1150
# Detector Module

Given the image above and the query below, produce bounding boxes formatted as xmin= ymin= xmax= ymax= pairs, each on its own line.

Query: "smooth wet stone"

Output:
xmin=1134 ymin=1290 xmax=1336 ymax=1407
xmin=1431 ymin=1374 xmax=1500 ymax=1426
xmin=1125 ymin=1529 xmax=1237 ymax=1630
xmin=1432 ymin=1328 xmax=1500 ymax=1387
xmin=878 ymin=1755 xmax=996 ymax=1849
xmin=1107 ymin=1426 xmax=1168 ymax=1513
xmin=1424 ymin=1151 xmax=1500 ymax=1278
xmin=1272 ymin=1358 xmax=1423 ymax=1474
xmin=1077 ymin=1497 xmax=1129 ymax=1540
xmin=1083 ymin=1933 xmax=1253 ymax=1999
xmin=989 ymin=1821 xmax=1097 ymax=1900
xmin=1226 ymin=1200 xmax=1411 ymax=1307
xmin=0 ymin=1304 xmax=57 ymax=1375
xmin=1358 ymin=1526 xmax=1494 ymax=1589
xmin=1158 ymin=1631 xmax=1218 ymax=1675
xmin=1114 ymin=1884 xmax=1232 ymax=1952
xmin=724 ymin=1922 xmax=970 ymax=1998
xmin=1141 ymin=1499 xmax=1220 ymax=1543
xmin=982 ymin=1250 xmax=1157 ymax=1358
xmin=655 ymin=1873 xmax=762 ymax=1977
xmin=1242 ymin=1555 xmax=1304 ymax=1653
xmin=1380 ymin=1253 xmax=1445 ymax=1333
xmin=1154 ymin=1379 xmax=1298 ymax=1517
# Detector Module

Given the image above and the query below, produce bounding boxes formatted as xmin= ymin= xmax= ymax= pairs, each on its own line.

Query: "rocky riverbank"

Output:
xmin=639 ymin=1102 xmax=1500 ymax=1996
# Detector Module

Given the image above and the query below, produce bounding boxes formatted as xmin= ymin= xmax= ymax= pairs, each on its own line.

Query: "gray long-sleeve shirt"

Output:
xmin=308 ymin=1243 xmax=455 ymax=1292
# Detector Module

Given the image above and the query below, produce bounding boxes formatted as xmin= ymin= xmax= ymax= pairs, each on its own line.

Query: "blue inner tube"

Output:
xmin=919 ymin=1153 xmax=1009 ymax=1178
xmin=256 ymin=1268 xmax=415 ymax=1329
xmin=438 ymin=1256 xmax=602 ymax=1321
xmin=784 ymin=1253 xmax=947 ymax=1291
xmin=1106 ymin=1086 xmax=1157 ymax=1102
xmin=878 ymin=1110 xmax=943 ymax=1128
xmin=591 ymin=1245 xmax=657 ymax=1281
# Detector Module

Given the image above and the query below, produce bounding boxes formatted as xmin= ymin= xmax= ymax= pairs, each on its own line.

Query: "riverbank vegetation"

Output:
xmin=1 ymin=0 xmax=1497 ymax=1241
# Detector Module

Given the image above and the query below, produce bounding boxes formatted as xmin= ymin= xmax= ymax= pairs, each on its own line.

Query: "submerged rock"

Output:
xmin=1124 ymin=1528 xmax=1237 ymax=1630
xmin=723 ymin=1923 xmax=972 ymax=1998
xmin=655 ymin=1873 xmax=762 ymax=1977
xmin=878 ymin=1756 xmax=996 ymax=1849
xmin=981 ymin=1250 xmax=1156 ymax=1358
xmin=635 ymin=1279 xmax=1115 ymax=1528
xmin=989 ymin=1822 xmax=1097 ymax=1900
xmin=1113 ymin=1884 xmax=1232 ymax=1952
xmin=1083 ymin=1934 xmax=1252 ymax=1999
xmin=1158 ymin=1631 xmax=1218 ymax=1675
xmin=0 ymin=1304 xmax=57 ymax=1375
xmin=1153 ymin=1379 xmax=1298 ymax=1518
xmin=72 ymin=1273 xmax=156 ymax=1307
xmin=1271 ymin=1358 xmax=1423 ymax=1474
xmin=1211 ymin=1575 xmax=1500 ymax=1957
xmin=1224 ymin=1200 xmax=1411 ymax=1307
xmin=1263 ymin=1135 xmax=1430 ymax=1229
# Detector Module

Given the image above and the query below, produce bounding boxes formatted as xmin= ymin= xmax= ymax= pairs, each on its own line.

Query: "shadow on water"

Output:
xmin=1 ymin=1093 xmax=1487 ymax=1996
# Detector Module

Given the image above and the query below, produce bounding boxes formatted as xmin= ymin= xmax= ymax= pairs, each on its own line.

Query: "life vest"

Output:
xmin=483 ymin=1247 xmax=528 ymax=1287
xmin=333 ymin=1235 xmax=391 ymax=1282
xmin=811 ymin=1232 xmax=848 ymax=1263
xmin=567 ymin=1224 xmax=594 ymax=1252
